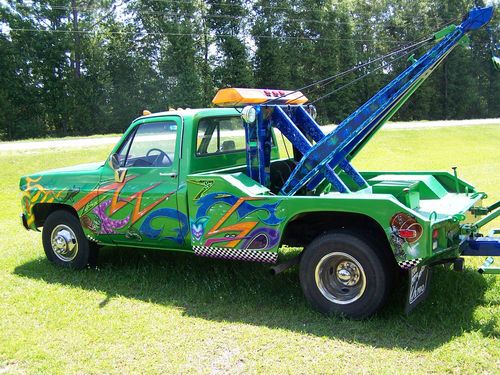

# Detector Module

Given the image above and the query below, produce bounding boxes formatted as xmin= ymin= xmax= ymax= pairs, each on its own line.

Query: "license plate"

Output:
xmin=405 ymin=265 xmax=431 ymax=314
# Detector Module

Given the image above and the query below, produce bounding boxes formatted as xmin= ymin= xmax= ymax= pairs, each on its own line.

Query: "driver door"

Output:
xmin=95 ymin=116 xmax=186 ymax=249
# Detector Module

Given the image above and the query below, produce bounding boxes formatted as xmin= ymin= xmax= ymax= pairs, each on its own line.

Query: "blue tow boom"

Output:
xmin=242 ymin=6 xmax=494 ymax=197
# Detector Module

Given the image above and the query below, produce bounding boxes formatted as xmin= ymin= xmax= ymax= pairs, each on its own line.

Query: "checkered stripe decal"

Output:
xmin=193 ymin=245 xmax=278 ymax=264
xmin=398 ymin=258 xmax=423 ymax=269
xmin=86 ymin=234 xmax=98 ymax=243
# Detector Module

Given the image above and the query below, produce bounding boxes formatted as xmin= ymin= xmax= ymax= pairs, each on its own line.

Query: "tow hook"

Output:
xmin=469 ymin=201 xmax=500 ymax=216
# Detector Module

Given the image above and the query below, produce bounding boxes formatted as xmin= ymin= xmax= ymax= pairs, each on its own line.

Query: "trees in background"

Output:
xmin=0 ymin=0 xmax=498 ymax=140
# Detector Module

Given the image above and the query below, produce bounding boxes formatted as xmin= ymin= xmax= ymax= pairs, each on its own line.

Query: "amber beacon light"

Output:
xmin=212 ymin=88 xmax=308 ymax=107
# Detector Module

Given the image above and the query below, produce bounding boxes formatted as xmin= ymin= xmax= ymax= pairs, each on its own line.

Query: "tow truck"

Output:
xmin=19 ymin=5 xmax=498 ymax=318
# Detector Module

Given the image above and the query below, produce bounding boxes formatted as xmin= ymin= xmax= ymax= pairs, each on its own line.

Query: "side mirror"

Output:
xmin=108 ymin=153 xmax=120 ymax=170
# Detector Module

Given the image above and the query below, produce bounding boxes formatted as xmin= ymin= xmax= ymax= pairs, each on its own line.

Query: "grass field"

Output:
xmin=0 ymin=125 xmax=499 ymax=374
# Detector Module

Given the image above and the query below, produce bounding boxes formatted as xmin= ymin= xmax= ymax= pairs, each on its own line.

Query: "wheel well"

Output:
xmin=32 ymin=203 xmax=78 ymax=227
xmin=281 ymin=211 xmax=394 ymax=260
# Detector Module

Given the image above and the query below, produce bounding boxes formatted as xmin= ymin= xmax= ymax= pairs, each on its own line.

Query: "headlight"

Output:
xmin=241 ymin=106 xmax=256 ymax=124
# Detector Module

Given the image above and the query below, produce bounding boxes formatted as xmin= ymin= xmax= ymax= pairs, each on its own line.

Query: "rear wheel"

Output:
xmin=42 ymin=210 xmax=98 ymax=269
xmin=299 ymin=230 xmax=391 ymax=319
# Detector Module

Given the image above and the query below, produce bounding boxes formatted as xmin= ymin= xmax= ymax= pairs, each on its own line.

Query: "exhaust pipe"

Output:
xmin=270 ymin=254 xmax=301 ymax=275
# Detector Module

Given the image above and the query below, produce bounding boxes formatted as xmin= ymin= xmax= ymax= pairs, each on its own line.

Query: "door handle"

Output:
xmin=159 ymin=172 xmax=177 ymax=178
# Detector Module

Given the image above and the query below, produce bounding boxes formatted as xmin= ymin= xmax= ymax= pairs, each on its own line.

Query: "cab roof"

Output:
xmin=133 ymin=107 xmax=241 ymax=123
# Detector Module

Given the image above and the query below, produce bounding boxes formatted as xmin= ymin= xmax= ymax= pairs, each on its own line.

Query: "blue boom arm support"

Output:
xmin=270 ymin=6 xmax=494 ymax=196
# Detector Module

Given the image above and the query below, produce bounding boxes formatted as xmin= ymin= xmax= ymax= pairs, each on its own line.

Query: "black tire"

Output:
xmin=42 ymin=210 xmax=98 ymax=269
xmin=299 ymin=230 xmax=391 ymax=319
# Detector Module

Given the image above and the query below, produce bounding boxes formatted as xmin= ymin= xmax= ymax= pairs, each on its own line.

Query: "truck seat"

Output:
xmin=220 ymin=140 xmax=236 ymax=151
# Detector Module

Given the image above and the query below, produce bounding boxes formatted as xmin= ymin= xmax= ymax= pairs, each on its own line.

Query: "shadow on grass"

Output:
xmin=14 ymin=246 xmax=498 ymax=350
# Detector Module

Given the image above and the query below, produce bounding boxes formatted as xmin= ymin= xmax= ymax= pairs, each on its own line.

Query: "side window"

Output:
xmin=196 ymin=116 xmax=246 ymax=156
xmin=118 ymin=121 xmax=178 ymax=168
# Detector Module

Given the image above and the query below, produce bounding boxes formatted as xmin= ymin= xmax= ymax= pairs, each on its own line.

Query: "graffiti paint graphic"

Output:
xmin=191 ymin=217 xmax=209 ymax=241
xmin=61 ymin=187 xmax=80 ymax=203
xmin=140 ymin=208 xmax=188 ymax=244
xmin=389 ymin=212 xmax=424 ymax=266
xmin=194 ymin=193 xmax=283 ymax=251
xmin=125 ymin=227 xmax=143 ymax=242
xmin=21 ymin=175 xmax=184 ymax=243
xmin=80 ymin=212 xmax=101 ymax=233
xmin=189 ymin=179 xmax=215 ymax=200
xmin=73 ymin=175 xmax=178 ymax=237
xmin=196 ymin=193 xmax=282 ymax=225
xmin=240 ymin=227 xmax=281 ymax=250
xmin=389 ymin=231 xmax=406 ymax=259
xmin=21 ymin=176 xmax=66 ymax=226
xmin=22 ymin=176 xmax=63 ymax=204
xmin=92 ymin=199 xmax=130 ymax=234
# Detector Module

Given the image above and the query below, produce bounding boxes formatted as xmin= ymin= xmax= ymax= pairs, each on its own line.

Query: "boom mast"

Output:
xmin=276 ymin=6 xmax=494 ymax=196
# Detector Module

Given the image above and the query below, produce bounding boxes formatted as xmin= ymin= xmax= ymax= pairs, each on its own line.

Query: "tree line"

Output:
xmin=0 ymin=0 xmax=498 ymax=140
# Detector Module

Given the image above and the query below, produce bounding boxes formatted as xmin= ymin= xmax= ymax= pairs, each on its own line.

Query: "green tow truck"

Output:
xmin=19 ymin=5 xmax=499 ymax=318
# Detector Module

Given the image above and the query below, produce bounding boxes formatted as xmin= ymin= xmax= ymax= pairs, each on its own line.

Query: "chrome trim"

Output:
xmin=315 ymin=252 xmax=367 ymax=305
xmin=50 ymin=224 xmax=79 ymax=262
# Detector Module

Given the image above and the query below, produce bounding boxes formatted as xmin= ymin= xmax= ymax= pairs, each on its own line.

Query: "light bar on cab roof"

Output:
xmin=212 ymin=88 xmax=308 ymax=107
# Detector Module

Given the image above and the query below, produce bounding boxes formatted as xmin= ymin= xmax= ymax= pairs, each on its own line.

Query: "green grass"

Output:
xmin=0 ymin=125 xmax=499 ymax=373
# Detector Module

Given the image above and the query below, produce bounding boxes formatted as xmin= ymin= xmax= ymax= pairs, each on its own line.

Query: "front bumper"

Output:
xmin=20 ymin=213 xmax=29 ymax=230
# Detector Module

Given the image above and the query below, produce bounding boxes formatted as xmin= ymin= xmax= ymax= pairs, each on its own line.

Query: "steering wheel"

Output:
xmin=146 ymin=148 xmax=172 ymax=167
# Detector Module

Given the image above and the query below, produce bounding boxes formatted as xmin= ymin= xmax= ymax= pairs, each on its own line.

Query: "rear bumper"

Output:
xmin=423 ymin=245 xmax=461 ymax=267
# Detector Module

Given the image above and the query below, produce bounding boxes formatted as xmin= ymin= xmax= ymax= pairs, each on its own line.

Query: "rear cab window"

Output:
xmin=196 ymin=116 xmax=246 ymax=156
xmin=190 ymin=112 xmax=281 ymax=174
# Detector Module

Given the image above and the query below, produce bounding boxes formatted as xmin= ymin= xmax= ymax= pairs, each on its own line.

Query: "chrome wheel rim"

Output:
xmin=315 ymin=252 xmax=366 ymax=305
xmin=51 ymin=224 xmax=78 ymax=262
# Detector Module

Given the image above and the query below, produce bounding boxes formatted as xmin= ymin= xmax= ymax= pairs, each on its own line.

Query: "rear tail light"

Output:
xmin=432 ymin=229 xmax=439 ymax=239
xmin=398 ymin=229 xmax=417 ymax=239
xmin=391 ymin=213 xmax=423 ymax=243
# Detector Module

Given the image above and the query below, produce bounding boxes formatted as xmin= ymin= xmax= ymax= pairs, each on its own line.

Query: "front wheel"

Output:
xmin=299 ymin=231 xmax=391 ymax=319
xmin=42 ymin=210 xmax=98 ymax=269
